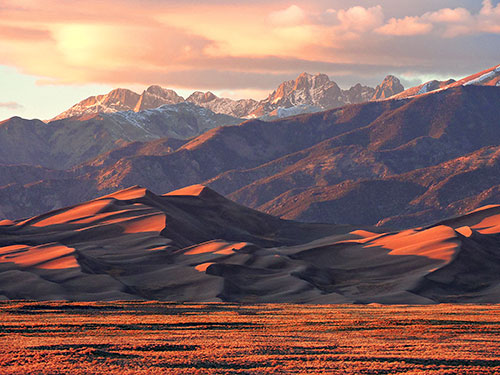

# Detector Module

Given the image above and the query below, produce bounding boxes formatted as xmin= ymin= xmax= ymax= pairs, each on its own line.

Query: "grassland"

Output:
xmin=0 ymin=302 xmax=499 ymax=374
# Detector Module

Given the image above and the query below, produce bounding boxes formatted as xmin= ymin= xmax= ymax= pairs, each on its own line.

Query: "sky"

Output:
xmin=1 ymin=0 xmax=499 ymax=120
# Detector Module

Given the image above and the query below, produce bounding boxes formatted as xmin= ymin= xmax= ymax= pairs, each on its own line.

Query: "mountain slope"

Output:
xmin=0 ymin=103 xmax=240 ymax=169
xmin=72 ymin=85 xmax=500 ymax=225
xmin=100 ymin=102 xmax=240 ymax=140
xmin=0 ymin=185 xmax=498 ymax=303
xmin=2 ymin=85 xmax=500 ymax=226
xmin=52 ymin=88 xmax=141 ymax=121
xmin=2 ymin=81 xmax=500 ymax=228
xmin=187 ymin=91 xmax=259 ymax=118
xmin=133 ymin=85 xmax=184 ymax=112
xmin=393 ymin=63 xmax=500 ymax=99
xmin=53 ymin=86 xmax=184 ymax=121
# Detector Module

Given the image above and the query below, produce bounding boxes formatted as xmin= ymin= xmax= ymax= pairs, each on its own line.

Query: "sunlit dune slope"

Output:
xmin=0 ymin=185 xmax=499 ymax=303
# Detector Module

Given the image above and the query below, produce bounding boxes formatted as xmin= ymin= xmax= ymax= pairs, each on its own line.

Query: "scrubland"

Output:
xmin=0 ymin=302 xmax=498 ymax=374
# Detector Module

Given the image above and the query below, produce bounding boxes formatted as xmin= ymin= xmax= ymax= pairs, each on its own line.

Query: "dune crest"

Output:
xmin=103 ymin=186 xmax=149 ymax=200
xmin=164 ymin=184 xmax=208 ymax=197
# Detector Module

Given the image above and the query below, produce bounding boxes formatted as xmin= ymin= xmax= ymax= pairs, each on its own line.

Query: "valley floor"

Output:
xmin=0 ymin=302 xmax=499 ymax=374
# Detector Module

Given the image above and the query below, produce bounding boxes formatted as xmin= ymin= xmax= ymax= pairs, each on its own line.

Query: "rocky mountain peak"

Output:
xmin=144 ymin=85 xmax=183 ymax=100
xmin=134 ymin=85 xmax=184 ymax=112
xmin=293 ymin=73 xmax=331 ymax=90
xmin=187 ymin=91 xmax=218 ymax=104
xmin=96 ymin=88 xmax=140 ymax=107
xmin=293 ymin=72 xmax=313 ymax=88
xmin=51 ymin=88 xmax=140 ymax=121
xmin=372 ymin=75 xmax=405 ymax=100
xmin=312 ymin=73 xmax=332 ymax=87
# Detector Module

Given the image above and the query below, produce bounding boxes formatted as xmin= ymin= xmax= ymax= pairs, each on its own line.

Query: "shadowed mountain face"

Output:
xmin=0 ymin=103 xmax=239 ymax=169
xmin=0 ymin=185 xmax=499 ymax=303
xmin=1 ymin=85 xmax=500 ymax=228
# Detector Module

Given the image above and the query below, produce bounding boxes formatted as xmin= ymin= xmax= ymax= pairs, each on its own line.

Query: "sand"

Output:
xmin=0 ymin=184 xmax=499 ymax=303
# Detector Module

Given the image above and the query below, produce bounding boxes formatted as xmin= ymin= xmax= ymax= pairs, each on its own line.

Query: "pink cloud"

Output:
xmin=378 ymin=1 xmax=500 ymax=38
xmin=425 ymin=8 xmax=472 ymax=24
xmin=376 ymin=17 xmax=433 ymax=36
xmin=336 ymin=5 xmax=384 ymax=33
xmin=268 ymin=5 xmax=306 ymax=26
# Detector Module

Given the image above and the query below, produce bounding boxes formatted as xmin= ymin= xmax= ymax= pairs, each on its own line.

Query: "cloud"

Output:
xmin=477 ymin=0 xmax=500 ymax=33
xmin=377 ymin=0 xmax=500 ymax=37
xmin=0 ymin=101 xmax=23 ymax=110
xmin=336 ymin=5 xmax=384 ymax=33
xmin=425 ymin=8 xmax=472 ymax=24
xmin=268 ymin=5 xmax=306 ymax=26
xmin=0 ymin=0 xmax=499 ymax=93
xmin=376 ymin=16 xmax=433 ymax=36
xmin=0 ymin=25 xmax=52 ymax=40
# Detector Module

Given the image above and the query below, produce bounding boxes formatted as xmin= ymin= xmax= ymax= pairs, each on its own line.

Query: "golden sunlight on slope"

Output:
xmin=195 ymin=262 xmax=215 ymax=272
xmin=439 ymin=205 xmax=500 ymax=235
xmin=165 ymin=184 xmax=207 ymax=197
xmin=184 ymin=240 xmax=248 ymax=255
xmin=31 ymin=199 xmax=113 ymax=227
xmin=470 ymin=213 xmax=500 ymax=234
xmin=0 ymin=243 xmax=78 ymax=270
xmin=364 ymin=226 xmax=460 ymax=262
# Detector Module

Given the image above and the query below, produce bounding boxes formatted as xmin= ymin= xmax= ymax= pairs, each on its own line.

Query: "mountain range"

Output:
xmin=0 ymin=103 xmax=239 ymax=169
xmin=0 ymin=184 xmax=499 ymax=303
xmin=0 ymin=64 xmax=499 ymax=230
xmin=53 ymin=72 xmax=405 ymax=121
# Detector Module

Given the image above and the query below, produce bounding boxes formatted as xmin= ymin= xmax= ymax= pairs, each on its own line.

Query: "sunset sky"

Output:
xmin=1 ymin=0 xmax=499 ymax=120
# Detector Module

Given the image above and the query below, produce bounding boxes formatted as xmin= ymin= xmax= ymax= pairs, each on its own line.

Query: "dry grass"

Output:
xmin=0 ymin=302 xmax=499 ymax=374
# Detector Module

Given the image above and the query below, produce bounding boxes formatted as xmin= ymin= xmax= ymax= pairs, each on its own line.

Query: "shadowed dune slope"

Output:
xmin=0 ymin=185 xmax=499 ymax=303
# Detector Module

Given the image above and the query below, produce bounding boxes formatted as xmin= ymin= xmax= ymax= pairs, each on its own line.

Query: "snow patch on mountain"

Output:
xmin=464 ymin=67 xmax=500 ymax=86
xmin=101 ymin=102 xmax=241 ymax=140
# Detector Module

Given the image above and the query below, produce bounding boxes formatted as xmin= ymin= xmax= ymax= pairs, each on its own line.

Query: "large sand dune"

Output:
xmin=0 ymin=185 xmax=499 ymax=303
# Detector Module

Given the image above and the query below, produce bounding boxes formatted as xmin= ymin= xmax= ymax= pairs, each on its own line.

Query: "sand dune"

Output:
xmin=165 ymin=184 xmax=208 ymax=197
xmin=0 ymin=185 xmax=498 ymax=303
